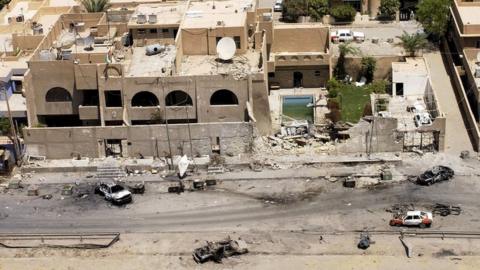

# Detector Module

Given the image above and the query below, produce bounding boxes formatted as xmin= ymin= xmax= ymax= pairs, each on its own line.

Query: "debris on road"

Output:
xmin=414 ymin=166 xmax=454 ymax=186
xmin=42 ymin=194 xmax=52 ymax=200
xmin=343 ymin=176 xmax=356 ymax=188
xmin=168 ymin=181 xmax=185 ymax=194
xmin=386 ymin=203 xmax=414 ymax=215
xmin=128 ymin=182 xmax=145 ymax=194
xmin=7 ymin=180 xmax=22 ymax=189
xmin=192 ymin=179 xmax=205 ymax=190
xmin=432 ymin=203 xmax=461 ymax=217
xmin=357 ymin=232 xmax=372 ymax=250
xmin=27 ymin=185 xmax=39 ymax=196
xmin=460 ymin=150 xmax=470 ymax=159
xmin=61 ymin=185 xmax=73 ymax=196
xmin=193 ymin=237 xmax=248 ymax=264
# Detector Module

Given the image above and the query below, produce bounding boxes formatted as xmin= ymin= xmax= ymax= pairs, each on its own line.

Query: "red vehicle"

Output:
xmin=389 ymin=210 xmax=433 ymax=228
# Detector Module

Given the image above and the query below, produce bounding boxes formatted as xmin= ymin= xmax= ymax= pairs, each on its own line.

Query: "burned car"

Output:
xmin=94 ymin=182 xmax=132 ymax=205
xmin=193 ymin=237 xmax=248 ymax=264
xmin=415 ymin=166 xmax=454 ymax=186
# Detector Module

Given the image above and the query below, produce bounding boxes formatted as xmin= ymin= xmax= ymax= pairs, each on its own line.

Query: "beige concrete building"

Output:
xmin=18 ymin=0 xmax=278 ymax=159
xmin=0 ymin=0 xmax=333 ymax=159
xmin=447 ymin=1 xmax=480 ymax=130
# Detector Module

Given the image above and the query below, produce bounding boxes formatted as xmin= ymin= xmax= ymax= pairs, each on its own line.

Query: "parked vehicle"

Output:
xmin=389 ymin=210 xmax=433 ymax=228
xmin=273 ymin=3 xmax=282 ymax=12
xmin=330 ymin=29 xmax=365 ymax=43
xmin=414 ymin=112 xmax=432 ymax=127
xmin=94 ymin=182 xmax=132 ymax=205
xmin=415 ymin=166 xmax=454 ymax=186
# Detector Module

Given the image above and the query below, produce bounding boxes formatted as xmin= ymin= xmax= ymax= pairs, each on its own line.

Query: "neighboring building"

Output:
xmin=391 ymin=58 xmax=428 ymax=98
xmin=329 ymin=0 xmax=418 ymax=20
xmin=449 ymin=0 xmax=480 ymax=122
xmin=21 ymin=0 xmax=275 ymax=159
xmin=268 ymin=24 xmax=331 ymax=89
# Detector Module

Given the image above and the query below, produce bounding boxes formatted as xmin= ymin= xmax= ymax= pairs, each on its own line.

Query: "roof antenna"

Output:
xmin=212 ymin=0 xmax=216 ymax=9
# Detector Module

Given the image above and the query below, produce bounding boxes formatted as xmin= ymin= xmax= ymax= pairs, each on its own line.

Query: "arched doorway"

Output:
xmin=45 ymin=87 xmax=72 ymax=102
xmin=210 ymin=89 xmax=238 ymax=105
xmin=293 ymin=71 xmax=303 ymax=88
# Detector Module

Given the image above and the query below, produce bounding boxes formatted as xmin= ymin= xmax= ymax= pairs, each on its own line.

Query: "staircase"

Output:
xmin=95 ymin=165 xmax=126 ymax=182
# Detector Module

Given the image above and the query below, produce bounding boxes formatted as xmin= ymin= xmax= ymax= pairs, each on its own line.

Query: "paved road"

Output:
xmin=424 ymin=53 xmax=474 ymax=154
xmin=0 ymin=175 xmax=479 ymax=233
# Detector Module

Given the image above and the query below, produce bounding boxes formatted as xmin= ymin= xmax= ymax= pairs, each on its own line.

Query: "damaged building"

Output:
xmin=20 ymin=0 xmax=275 ymax=159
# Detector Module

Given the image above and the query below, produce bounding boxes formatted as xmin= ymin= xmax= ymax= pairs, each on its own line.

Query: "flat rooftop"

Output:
xmin=128 ymin=3 xmax=187 ymax=28
xmin=182 ymin=0 xmax=255 ymax=29
xmin=0 ymin=93 xmax=27 ymax=118
xmin=2 ymin=1 xmax=38 ymax=25
xmin=456 ymin=5 xmax=480 ymax=26
xmin=125 ymin=45 xmax=176 ymax=77
xmin=392 ymin=57 xmax=428 ymax=75
xmin=179 ymin=50 xmax=260 ymax=78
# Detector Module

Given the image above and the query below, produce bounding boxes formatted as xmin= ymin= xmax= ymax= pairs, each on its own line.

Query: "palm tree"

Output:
xmin=398 ymin=31 xmax=428 ymax=57
xmin=334 ymin=42 xmax=360 ymax=80
xmin=80 ymin=0 xmax=111 ymax=13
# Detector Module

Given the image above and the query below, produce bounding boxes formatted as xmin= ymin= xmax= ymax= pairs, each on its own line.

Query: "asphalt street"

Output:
xmin=0 ymin=175 xmax=478 ymax=234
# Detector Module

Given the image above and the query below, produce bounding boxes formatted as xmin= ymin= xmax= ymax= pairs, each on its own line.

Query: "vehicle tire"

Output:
xmin=419 ymin=223 xmax=426 ymax=229
xmin=94 ymin=186 xmax=100 ymax=194
xmin=389 ymin=220 xmax=395 ymax=226
xmin=426 ymin=223 xmax=432 ymax=228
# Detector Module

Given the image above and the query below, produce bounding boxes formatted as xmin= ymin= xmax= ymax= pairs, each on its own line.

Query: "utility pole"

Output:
xmin=2 ymin=86 xmax=20 ymax=164
xmin=160 ymin=80 xmax=174 ymax=170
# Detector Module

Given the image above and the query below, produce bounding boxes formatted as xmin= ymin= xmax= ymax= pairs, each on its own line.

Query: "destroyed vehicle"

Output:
xmin=414 ymin=112 xmax=432 ymax=127
xmin=416 ymin=166 xmax=454 ymax=186
xmin=193 ymin=238 xmax=248 ymax=264
xmin=94 ymin=182 xmax=132 ymax=205
xmin=389 ymin=210 xmax=432 ymax=228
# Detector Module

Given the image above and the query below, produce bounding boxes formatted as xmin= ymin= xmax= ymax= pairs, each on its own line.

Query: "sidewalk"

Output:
xmin=424 ymin=52 xmax=474 ymax=154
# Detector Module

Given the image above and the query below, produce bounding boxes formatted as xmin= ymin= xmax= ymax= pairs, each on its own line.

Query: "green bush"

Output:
xmin=361 ymin=57 xmax=377 ymax=83
xmin=330 ymin=4 xmax=356 ymax=22
xmin=327 ymin=78 xmax=341 ymax=98
xmin=378 ymin=0 xmax=400 ymax=20
xmin=366 ymin=80 xmax=388 ymax=94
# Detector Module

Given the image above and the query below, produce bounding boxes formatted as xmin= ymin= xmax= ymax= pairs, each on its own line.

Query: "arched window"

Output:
xmin=131 ymin=91 xmax=159 ymax=107
xmin=210 ymin=89 xmax=238 ymax=105
xmin=45 ymin=87 xmax=72 ymax=102
xmin=165 ymin=90 xmax=193 ymax=106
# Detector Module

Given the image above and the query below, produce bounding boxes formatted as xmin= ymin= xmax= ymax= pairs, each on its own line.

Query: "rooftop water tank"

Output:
xmin=148 ymin=14 xmax=157 ymax=24
xmin=137 ymin=14 xmax=146 ymax=24
xmin=145 ymin=44 xmax=164 ymax=56
xmin=38 ymin=50 xmax=55 ymax=61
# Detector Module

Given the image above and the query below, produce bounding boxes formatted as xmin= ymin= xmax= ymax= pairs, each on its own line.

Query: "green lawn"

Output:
xmin=333 ymin=84 xmax=372 ymax=123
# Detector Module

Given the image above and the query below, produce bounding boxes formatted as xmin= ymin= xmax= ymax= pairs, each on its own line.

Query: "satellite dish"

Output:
xmin=216 ymin=37 xmax=236 ymax=61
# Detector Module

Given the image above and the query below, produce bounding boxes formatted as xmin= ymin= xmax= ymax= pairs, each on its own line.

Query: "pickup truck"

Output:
xmin=330 ymin=29 xmax=365 ymax=43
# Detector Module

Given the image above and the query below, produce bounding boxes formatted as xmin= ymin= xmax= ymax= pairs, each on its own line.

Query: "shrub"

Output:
xmin=308 ymin=0 xmax=329 ymax=21
xmin=378 ymin=0 xmax=400 ymax=20
xmin=360 ymin=57 xmax=377 ymax=83
xmin=330 ymin=4 xmax=356 ymax=22
xmin=327 ymin=78 xmax=341 ymax=98
xmin=366 ymin=80 xmax=388 ymax=94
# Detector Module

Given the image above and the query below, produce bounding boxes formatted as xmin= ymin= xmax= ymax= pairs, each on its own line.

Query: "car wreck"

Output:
xmin=94 ymin=182 xmax=133 ymax=205
xmin=389 ymin=210 xmax=433 ymax=228
xmin=193 ymin=237 xmax=248 ymax=264
xmin=415 ymin=166 xmax=454 ymax=186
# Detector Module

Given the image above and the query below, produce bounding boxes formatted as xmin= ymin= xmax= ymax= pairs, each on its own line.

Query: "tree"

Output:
xmin=361 ymin=57 xmax=377 ymax=83
xmin=282 ymin=0 xmax=307 ymax=22
xmin=330 ymin=4 xmax=356 ymax=22
xmin=80 ymin=0 xmax=111 ymax=13
xmin=378 ymin=0 xmax=400 ymax=20
xmin=416 ymin=0 xmax=452 ymax=39
xmin=398 ymin=31 xmax=428 ymax=57
xmin=308 ymin=0 xmax=329 ymax=21
xmin=0 ymin=0 xmax=11 ymax=11
xmin=334 ymin=42 xmax=359 ymax=80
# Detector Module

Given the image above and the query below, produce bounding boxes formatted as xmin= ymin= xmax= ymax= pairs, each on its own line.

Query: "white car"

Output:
xmin=390 ymin=210 xmax=433 ymax=228
xmin=273 ymin=3 xmax=282 ymax=12
xmin=414 ymin=112 xmax=432 ymax=127
xmin=95 ymin=182 xmax=133 ymax=205
xmin=331 ymin=29 xmax=365 ymax=43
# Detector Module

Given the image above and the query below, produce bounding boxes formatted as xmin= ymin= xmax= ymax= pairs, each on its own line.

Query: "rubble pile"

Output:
xmin=256 ymin=120 xmax=336 ymax=155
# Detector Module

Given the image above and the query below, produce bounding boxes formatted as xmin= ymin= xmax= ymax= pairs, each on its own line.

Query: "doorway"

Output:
xmin=293 ymin=71 xmax=303 ymax=88
xmin=105 ymin=139 xmax=123 ymax=157
xmin=395 ymin=83 xmax=404 ymax=96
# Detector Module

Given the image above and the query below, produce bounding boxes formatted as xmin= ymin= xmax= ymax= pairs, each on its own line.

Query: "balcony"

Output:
xmin=79 ymin=105 xmax=99 ymax=120
xmin=104 ymin=107 xmax=123 ymax=121
xmin=165 ymin=106 xmax=196 ymax=120
xmin=129 ymin=107 xmax=161 ymax=121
